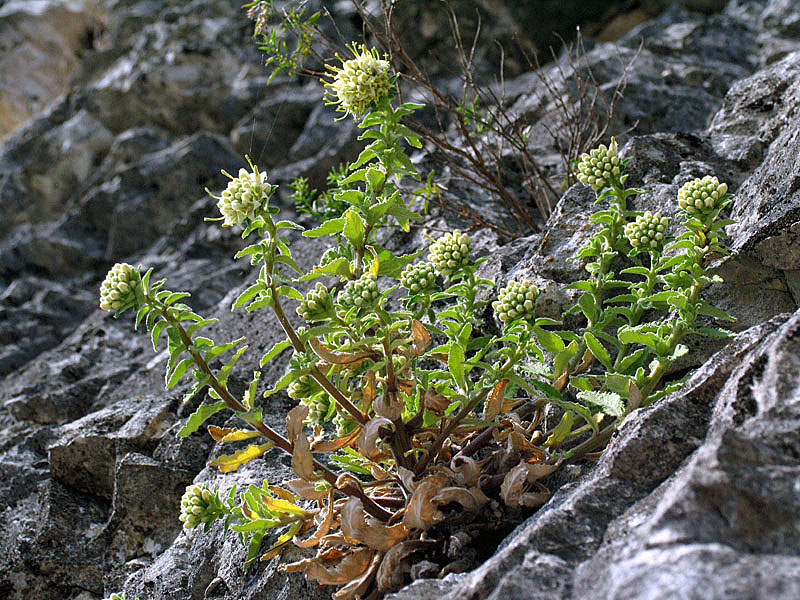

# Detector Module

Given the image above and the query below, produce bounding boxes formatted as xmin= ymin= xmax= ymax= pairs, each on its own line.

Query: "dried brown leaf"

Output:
xmin=309 ymin=337 xmax=376 ymax=366
xmin=375 ymin=540 xmax=434 ymax=592
xmin=403 ymin=473 xmax=449 ymax=531
xmin=410 ymin=320 xmax=431 ymax=357
xmin=294 ymin=491 xmax=334 ymax=548
xmin=287 ymin=405 xmax=309 ymax=443
xmin=312 ymin=426 xmax=362 ymax=453
xmin=431 ymin=486 xmax=483 ymax=514
xmin=374 ymin=391 xmax=403 ymax=421
xmin=519 ymin=489 xmax=551 ymax=507
xmin=423 ymin=388 xmax=450 ymax=415
xmin=281 ymin=548 xmax=374 ymax=586
xmin=292 ymin=433 xmax=321 ymax=481
xmin=451 ymin=456 xmax=480 ymax=487
xmin=629 ymin=380 xmax=643 ymax=411
xmin=396 ymin=467 xmax=418 ymax=494
xmin=484 ymin=378 xmax=508 ymax=421
xmin=341 ymin=498 xmax=409 ymax=551
xmin=332 ymin=551 xmax=382 ymax=600
xmin=500 ymin=464 xmax=528 ymax=507
xmin=285 ymin=478 xmax=328 ymax=501
xmin=357 ymin=416 xmax=392 ymax=460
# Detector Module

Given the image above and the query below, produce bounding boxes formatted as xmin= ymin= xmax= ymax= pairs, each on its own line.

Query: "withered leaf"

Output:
xmin=423 ymin=388 xmax=450 ymax=414
xmin=292 ymin=433 xmax=321 ymax=481
xmin=312 ymin=426 xmax=362 ymax=453
xmin=341 ymin=498 xmax=409 ymax=551
xmin=207 ymin=425 xmax=260 ymax=442
xmin=285 ymin=478 xmax=328 ymax=501
xmin=281 ymin=547 xmax=374 ymax=586
xmin=431 ymin=486 xmax=484 ymax=514
xmin=376 ymin=540 xmax=434 ymax=592
xmin=294 ymin=491 xmax=334 ymax=548
xmin=451 ymin=456 xmax=480 ymax=487
xmin=309 ymin=337 xmax=376 ymax=366
xmin=484 ymin=378 xmax=509 ymax=421
xmin=208 ymin=443 xmax=274 ymax=472
xmin=357 ymin=416 xmax=393 ymax=460
xmin=629 ymin=380 xmax=643 ymax=411
xmin=410 ymin=320 xmax=431 ymax=357
xmin=403 ymin=474 xmax=449 ymax=531
xmin=374 ymin=391 xmax=403 ymax=421
xmin=500 ymin=464 xmax=528 ymax=507
xmin=287 ymin=405 xmax=309 ymax=443
xmin=333 ymin=551 xmax=382 ymax=600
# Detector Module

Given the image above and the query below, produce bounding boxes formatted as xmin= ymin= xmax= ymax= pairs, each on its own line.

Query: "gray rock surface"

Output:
xmin=1 ymin=1 xmax=800 ymax=600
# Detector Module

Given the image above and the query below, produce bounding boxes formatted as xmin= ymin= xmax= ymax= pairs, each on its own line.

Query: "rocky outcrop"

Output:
xmin=1 ymin=1 xmax=800 ymax=600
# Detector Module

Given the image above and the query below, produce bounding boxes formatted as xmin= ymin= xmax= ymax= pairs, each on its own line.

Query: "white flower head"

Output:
xmin=324 ymin=44 xmax=393 ymax=118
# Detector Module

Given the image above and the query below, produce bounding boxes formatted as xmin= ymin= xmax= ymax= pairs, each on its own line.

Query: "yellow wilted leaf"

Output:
xmin=261 ymin=519 xmax=305 ymax=561
xmin=209 ymin=443 xmax=274 ymax=472
xmin=207 ymin=425 xmax=261 ymax=442
xmin=260 ymin=494 xmax=309 ymax=518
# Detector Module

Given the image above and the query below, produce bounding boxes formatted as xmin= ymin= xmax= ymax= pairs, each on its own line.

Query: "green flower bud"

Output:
xmin=99 ymin=263 xmax=140 ymax=312
xmin=334 ymin=411 xmax=358 ymax=437
xmin=492 ymin=280 xmax=539 ymax=324
xmin=288 ymin=373 xmax=323 ymax=400
xmin=297 ymin=282 xmax=334 ymax=322
xmin=324 ymin=44 xmax=393 ymax=117
xmin=179 ymin=483 xmax=224 ymax=530
xmin=400 ymin=261 xmax=438 ymax=295
xmin=215 ymin=165 xmax=272 ymax=228
xmin=677 ymin=176 xmax=728 ymax=217
xmin=625 ymin=211 xmax=670 ymax=252
xmin=301 ymin=394 xmax=331 ymax=426
xmin=337 ymin=272 xmax=380 ymax=312
xmin=429 ymin=231 xmax=471 ymax=278
xmin=576 ymin=138 xmax=622 ymax=192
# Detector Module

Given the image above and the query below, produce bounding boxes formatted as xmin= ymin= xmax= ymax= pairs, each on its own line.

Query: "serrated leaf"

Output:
xmin=303 ymin=217 xmax=345 ymax=238
xmin=448 ymin=343 xmax=466 ymax=390
xmin=260 ymin=339 xmax=292 ymax=367
xmin=151 ymin=319 xmax=168 ymax=351
xmin=584 ymin=332 xmax=612 ymax=370
xmin=534 ymin=326 xmax=565 ymax=354
xmin=343 ymin=208 xmax=366 ymax=247
xmin=577 ymin=390 xmax=625 ymax=417
xmin=166 ymin=357 xmax=194 ymax=388
xmin=218 ymin=345 xmax=248 ymax=386
xmin=209 ymin=443 xmax=274 ymax=472
xmin=179 ymin=400 xmax=228 ymax=437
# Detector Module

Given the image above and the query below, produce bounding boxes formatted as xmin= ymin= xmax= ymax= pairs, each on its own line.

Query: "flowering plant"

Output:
xmin=101 ymin=50 xmax=736 ymax=599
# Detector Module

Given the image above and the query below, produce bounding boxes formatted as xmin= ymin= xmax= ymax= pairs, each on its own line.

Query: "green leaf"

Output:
xmin=617 ymin=348 xmax=649 ymax=374
xmin=695 ymin=327 xmax=736 ymax=338
xmin=135 ymin=305 xmax=150 ymax=330
xmin=697 ymin=302 xmax=736 ymax=322
xmin=166 ymin=357 xmax=194 ymax=388
xmin=620 ymin=266 xmax=652 ymax=277
xmin=179 ymin=400 xmax=228 ymax=437
xmin=262 ymin=369 xmax=294 ymax=398
xmin=544 ymin=411 xmax=574 ymax=447
xmin=553 ymin=399 xmax=598 ymax=434
xmin=343 ymin=208 xmax=366 ymax=247
xmin=233 ymin=282 xmax=264 ymax=310
xmin=151 ymin=320 xmax=168 ymax=352
xmin=260 ymin=339 xmax=292 ymax=367
xmin=275 ymin=220 xmax=304 ymax=231
xmin=302 ymin=217 xmax=345 ymax=238
xmin=218 ymin=344 xmax=248 ymax=386
xmin=584 ymin=332 xmax=612 ymax=370
xmin=242 ymin=371 xmax=261 ymax=410
xmin=618 ymin=328 xmax=661 ymax=350
xmin=577 ymin=390 xmax=625 ymax=417
xmin=276 ymin=285 xmax=303 ymax=301
xmin=298 ymin=257 xmax=351 ymax=281
xmin=206 ymin=337 xmax=246 ymax=361
xmin=448 ymin=343 xmax=466 ymax=390
xmin=534 ymin=326 xmax=565 ymax=354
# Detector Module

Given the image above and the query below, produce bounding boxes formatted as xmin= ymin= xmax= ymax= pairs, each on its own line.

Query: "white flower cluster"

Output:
xmin=677 ymin=176 xmax=728 ymax=216
xmin=288 ymin=373 xmax=322 ymax=400
xmin=337 ymin=272 xmax=380 ymax=311
xmin=625 ymin=211 xmax=670 ymax=251
xmin=99 ymin=263 xmax=139 ymax=312
xmin=216 ymin=167 xmax=272 ymax=228
xmin=576 ymin=138 xmax=622 ymax=192
xmin=493 ymin=280 xmax=539 ymax=324
xmin=400 ymin=261 xmax=437 ymax=294
xmin=325 ymin=45 xmax=392 ymax=117
xmin=429 ymin=231 xmax=471 ymax=278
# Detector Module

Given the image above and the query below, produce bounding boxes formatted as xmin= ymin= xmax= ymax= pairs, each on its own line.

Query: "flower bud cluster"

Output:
xmin=179 ymin=483 xmax=225 ymax=530
xmin=334 ymin=411 xmax=358 ymax=437
xmin=400 ymin=261 xmax=437 ymax=294
xmin=325 ymin=45 xmax=392 ymax=117
xmin=677 ymin=176 xmax=728 ymax=216
xmin=297 ymin=283 xmax=334 ymax=322
xmin=302 ymin=394 xmax=331 ymax=426
xmin=99 ymin=263 xmax=140 ymax=312
xmin=493 ymin=280 xmax=539 ymax=323
xmin=337 ymin=273 xmax=380 ymax=311
xmin=429 ymin=231 xmax=471 ymax=278
xmin=216 ymin=167 xmax=272 ymax=228
xmin=625 ymin=211 xmax=670 ymax=252
xmin=288 ymin=374 xmax=322 ymax=400
xmin=576 ymin=138 xmax=622 ymax=192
